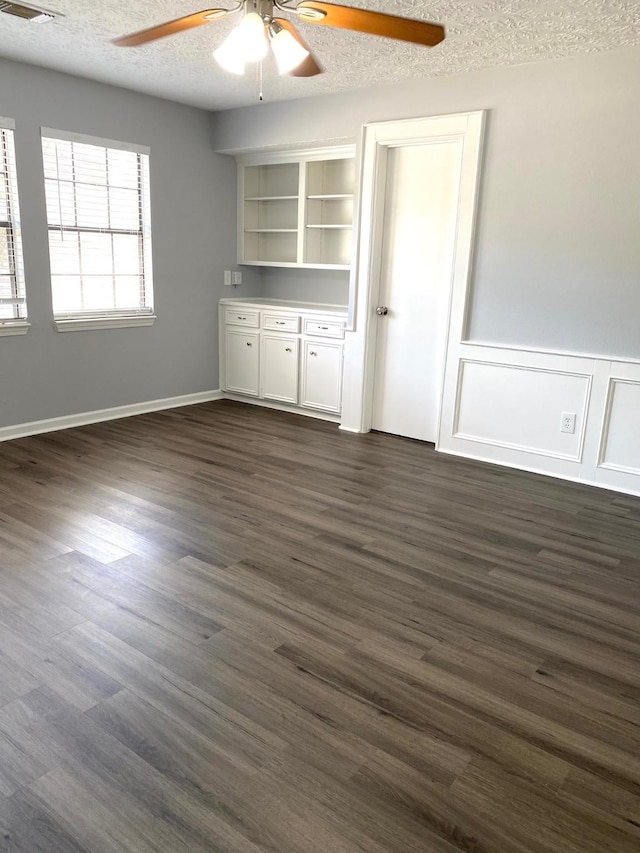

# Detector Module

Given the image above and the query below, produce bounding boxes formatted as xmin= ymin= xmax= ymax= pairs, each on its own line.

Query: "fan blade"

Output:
xmin=113 ymin=9 xmax=229 ymax=47
xmin=273 ymin=18 xmax=323 ymax=77
xmin=295 ymin=2 xmax=445 ymax=47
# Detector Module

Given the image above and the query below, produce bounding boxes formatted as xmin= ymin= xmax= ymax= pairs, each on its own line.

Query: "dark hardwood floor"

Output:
xmin=0 ymin=399 xmax=638 ymax=852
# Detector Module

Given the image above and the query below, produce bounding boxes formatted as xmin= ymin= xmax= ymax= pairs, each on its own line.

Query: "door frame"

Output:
xmin=340 ymin=111 xmax=486 ymax=442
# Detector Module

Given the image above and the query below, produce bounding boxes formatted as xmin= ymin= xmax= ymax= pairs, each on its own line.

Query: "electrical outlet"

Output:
xmin=223 ymin=270 xmax=232 ymax=286
xmin=560 ymin=412 xmax=576 ymax=434
xmin=231 ymin=271 xmax=242 ymax=285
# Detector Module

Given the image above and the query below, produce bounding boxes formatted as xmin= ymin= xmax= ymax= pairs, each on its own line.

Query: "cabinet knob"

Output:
xmin=376 ymin=306 xmax=389 ymax=316
xmin=285 ymin=347 xmax=292 ymax=353
xmin=310 ymin=351 xmax=318 ymax=356
xmin=246 ymin=342 xmax=252 ymax=347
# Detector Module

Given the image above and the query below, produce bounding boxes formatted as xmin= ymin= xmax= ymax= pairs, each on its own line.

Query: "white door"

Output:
xmin=371 ymin=140 xmax=463 ymax=442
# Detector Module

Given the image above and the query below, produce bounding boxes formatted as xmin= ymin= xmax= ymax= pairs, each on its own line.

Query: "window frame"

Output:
xmin=41 ymin=128 xmax=155 ymax=332
xmin=0 ymin=118 xmax=29 ymax=337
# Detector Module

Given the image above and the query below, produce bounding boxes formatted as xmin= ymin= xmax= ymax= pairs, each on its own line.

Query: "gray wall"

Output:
xmin=211 ymin=45 xmax=640 ymax=360
xmin=260 ymin=268 xmax=349 ymax=304
xmin=0 ymin=57 xmax=261 ymax=429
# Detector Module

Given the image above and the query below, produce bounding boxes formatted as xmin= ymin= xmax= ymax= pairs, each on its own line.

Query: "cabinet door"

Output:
xmin=301 ymin=340 xmax=343 ymax=413
xmin=225 ymin=330 xmax=260 ymax=396
xmin=261 ymin=335 xmax=299 ymax=404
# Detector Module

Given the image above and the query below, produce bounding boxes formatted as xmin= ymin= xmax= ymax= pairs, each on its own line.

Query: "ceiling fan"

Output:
xmin=113 ymin=1 xmax=445 ymax=78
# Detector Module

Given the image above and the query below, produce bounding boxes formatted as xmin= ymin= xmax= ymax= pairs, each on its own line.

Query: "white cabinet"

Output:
xmin=225 ymin=330 xmax=259 ymax=396
xmin=301 ymin=341 xmax=343 ymax=414
xmin=237 ymin=147 xmax=355 ymax=270
xmin=220 ymin=299 xmax=346 ymax=420
xmin=261 ymin=335 xmax=299 ymax=404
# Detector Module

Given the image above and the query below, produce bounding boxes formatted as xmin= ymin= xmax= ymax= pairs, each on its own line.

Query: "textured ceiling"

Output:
xmin=0 ymin=1 xmax=639 ymax=110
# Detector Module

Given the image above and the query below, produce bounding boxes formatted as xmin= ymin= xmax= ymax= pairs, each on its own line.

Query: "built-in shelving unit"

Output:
xmin=237 ymin=147 xmax=356 ymax=269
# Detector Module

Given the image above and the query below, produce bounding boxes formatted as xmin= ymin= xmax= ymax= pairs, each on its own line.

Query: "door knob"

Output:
xmin=376 ymin=306 xmax=389 ymax=316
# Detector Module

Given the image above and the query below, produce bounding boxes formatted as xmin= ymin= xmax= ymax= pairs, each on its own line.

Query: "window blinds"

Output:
xmin=0 ymin=122 xmax=27 ymax=323
xmin=41 ymin=131 xmax=153 ymax=318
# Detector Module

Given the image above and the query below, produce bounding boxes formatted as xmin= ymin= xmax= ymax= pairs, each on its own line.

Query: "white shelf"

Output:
xmin=240 ymin=260 xmax=349 ymax=270
xmin=306 ymin=224 xmax=352 ymax=230
xmin=238 ymin=148 xmax=355 ymax=268
xmin=307 ymin=193 xmax=353 ymax=200
xmin=244 ymin=195 xmax=298 ymax=201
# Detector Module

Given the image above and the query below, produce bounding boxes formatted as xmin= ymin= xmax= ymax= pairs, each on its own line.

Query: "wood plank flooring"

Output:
xmin=0 ymin=399 xmax=638 ymax=852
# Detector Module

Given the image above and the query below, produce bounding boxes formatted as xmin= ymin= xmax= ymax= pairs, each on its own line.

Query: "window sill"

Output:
xmin=0 ymin=321 xmax=30 ymax=337
xmin=53 ymin=315 xmax=157 ymax=333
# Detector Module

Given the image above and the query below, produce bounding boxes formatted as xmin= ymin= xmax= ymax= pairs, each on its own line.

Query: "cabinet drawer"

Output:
xmin=225 ymin=309 xmax=260 ymax=327
xmin=262 ymin=313 xmax=300 ymax=333
xmin=303 ymin=318 xmax=344 ymax=338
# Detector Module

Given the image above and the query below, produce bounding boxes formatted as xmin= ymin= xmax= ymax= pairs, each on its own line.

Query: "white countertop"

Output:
xmin=220 ymin=297 xmax=347 ymax=314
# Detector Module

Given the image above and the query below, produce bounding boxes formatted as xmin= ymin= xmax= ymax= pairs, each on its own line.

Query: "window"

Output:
xmin=41 ymin=129 xmax=154 ymax=331
xmin=0 ymin=119 xmax=28 ymax=336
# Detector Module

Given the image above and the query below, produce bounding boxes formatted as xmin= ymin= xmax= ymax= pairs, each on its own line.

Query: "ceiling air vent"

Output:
xmin=0 ymin=2 xmax=58 ymax=22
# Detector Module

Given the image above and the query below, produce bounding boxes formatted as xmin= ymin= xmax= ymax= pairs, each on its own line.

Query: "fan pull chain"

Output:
xmin=258 ymin=59 xmax=263 ymax=101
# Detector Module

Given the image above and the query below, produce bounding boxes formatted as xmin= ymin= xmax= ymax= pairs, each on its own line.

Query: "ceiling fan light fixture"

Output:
xmin=269 ymin=21 xmax=309 ymax=75
xmin=213 ymin=11 xmax=268 ymax=73
xmin=213 ymin=40 xmax=246 ymax=74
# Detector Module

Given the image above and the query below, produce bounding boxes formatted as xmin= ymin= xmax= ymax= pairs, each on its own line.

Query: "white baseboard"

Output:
xmin=0 ymin=390 xmax=223 ymax=443
xmin=222 ymin=393 xmax=341 ymax=424
xmin=439 ymin=445 xmax=640 ymax=499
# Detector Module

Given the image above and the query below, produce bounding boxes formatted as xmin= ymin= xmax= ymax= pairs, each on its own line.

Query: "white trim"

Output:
xmin=596 ymin=376 xmax=640 ymax=475
xmin=448 ymin=432 xmax=583 ymax=463
xmin=222 ymin=392 xmax=341 ymax=423
xmin=0 ymin=390 xmax=223 ymax=443
xmin=217 ymin=137 xmax=357 ymax=157
xmin=54 ymin=314 xmax=157 ymax=332
xmin=440 ymin=445 xmax=640 ymax=499
xmin=0 ymin=117 xmax=15 ymax=130
xmin=235 ymin=144 xmax=355 ymax=166
xmin=596 ymin=375 xmax=617 ymax=468
xmin=452 ymin=358 xmax=592 ymax=463
xmin=599 ymin=461 xmax=640 ymax=476
xmin=0 ymin=321 xmax=30 ymax=337
xmin=462 ymin=338 xmax=640 ymax=367
xmin=341 ymin=110 xmax=485 ymax=437
xmin=40 ymin=127 xmax=150 ymax=155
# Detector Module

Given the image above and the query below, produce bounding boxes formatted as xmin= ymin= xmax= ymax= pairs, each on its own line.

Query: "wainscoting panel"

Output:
xmin=599 ymin=378 xmax=640 ymax=475
xmin=439 ymin=342 xmax=640 ymax=497
xmin=454 ymin=359 xmax=590 ymax=461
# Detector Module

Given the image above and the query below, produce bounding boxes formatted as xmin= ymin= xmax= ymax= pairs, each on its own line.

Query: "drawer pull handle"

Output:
xmin=319 ymin=326 xmax=329 ymax=330
xmin=275 ymin=321 xmax=286 ymax=325
xmin=237 ymin=316 xmax=247 ymax=320
xmin=246 ymin=342 xmax=252 ymax=347
xmin=285 ymin=347 xmax=292 ymax=352
xmin=310 ymin=351 xmax=318 ymax=356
